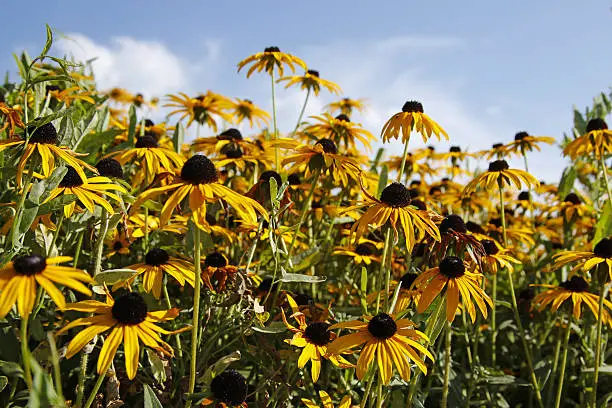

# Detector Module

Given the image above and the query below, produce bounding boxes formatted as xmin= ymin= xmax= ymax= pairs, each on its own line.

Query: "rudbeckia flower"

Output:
xmin=0 ymin=102 xmax=24 ymax=136
xmin=202 ymin=369 xmax=248 ymax=407
xmin=503 ymin=131 xmax=556 ymax=156
xmin=326 ymin=97 xmax=368 ymax=116
xmin=201 ymin=251 xmax=239 ymax=292
xmin=127 ymin=213 xmax=187 ymax=238
xmin=347 ymin=182 xmax=440 ymax=251
xmin=192 ymin=128 xmax=262 ymax=157
xmin=480 ymin=239 xmax=520 ymax=274
xmin=133 ymin=155 xmax=267 ymax=229
xmin=231 ymin=98 xmax=270 ymax=128
xmin=59 ymin=291 xmax=185 ymax=380
xmin=105 ymin=228 xmax=131 ymax=257
xmin=0 ymin=122 xmax=97 ymax=185
xmin=302 ymin=113 xmax=375 ymax=152
xmin=47 ymin=86 xmax=95 ymax=107
xmin=462 ymin=160 xmax=539 ymax=196
xmin=531 ymin=276 xmax=612 ymax=323
xmin=237 ymin=46 xmax=306 ymax=78
xmin=328 ymin=313 xmax=433 ymax=384
xmin=278 ymin=69 xmax=341 ymax=96
xmin=564 ymin=118 xmax=612 ymax=159
xmin=0 ymin=255 xmax=93 ymax=318
xmin=415 ymin=256 xmax=493 ymax=322
xmin=332 ymin=240 xmax=382 ymax=265
xmin=281 ymin=294 xmax=353 ymax=382
xmin=44 ymin=166 xmax=126 ymax=218
xmin=165 ymin=91 xmax=234 ymax=130
xmin=552 ymin=237 xmax=612 ymax=280
xmin=114 ymin=248 xmax=195 ymax=299
xmin=381 ymin=100 xmax=448 ymax=144
xmin=301 ymin=391 xmax=352 ymax=408
xmin=213 ymin=143 xmax=274 ymax=172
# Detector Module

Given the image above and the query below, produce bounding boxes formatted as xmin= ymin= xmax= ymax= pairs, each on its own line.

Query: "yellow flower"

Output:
xmin=303 ymin=113 xmax=375 ymax=152
xmin=415 ymin=256 xmax=492 ymax=322
xmin=552 ymin=238 xmax=612 ymax=280
xmin=133 ymin=155 xmax=267 ymax=229
xmin=0 ymin=255 xmax=92 ymax=318
xmin=44 ymin=166 xmax=126 ymax=218
xmin=328 ymin=313 xmax=433 ymax=384
xmin=531 ymin=276 xmax=612 ymax=323
xmin=128 ymin=213 xmax=187 ymax=238
xmin=165 ymin=91 xmax=233 ymax=130
xmin=347 ymin=182 xmax=440 ymax=251
xmin=302 ymin=391 xmax=352 ymax=408
xmin=326 ymin=97 xmax=368 ymax=116
xmin=480 ymin=239 xmax=520 ymax=275
xmin=0 ymin=122 xmax=97 ymax=186
xmin=332 ymin=239 xmax=383 ymax=265
xmin=278 ymin=69 xmax=341 ymax=96
xmin=0 ymin=102 xmax=24 ymax=136
xmin=201 ymin=251 xmax=239 ymax=293
xmin=47 ymin=86 xmax=95 ymax=107
xmin=237 ymin=46 xmax=306 ymax=78
xmin=114 ymin=248 xmax=195 ymax=299
xmin=281 ymin=295 xmax=353 ymax=382
xmin=231 ymin=98 xmax=270 ymax=128
xmin=381 ymin=100 xmax=448 ymax=144
xmin=564 ymin=118 xmax=612 ymax=159
xmin=58 ymin=290 xmax=186 ymax=380
xmin=462 ymin=160 xmax=539 ymax=196
xmin=503 ymin=131 xmax=556 ymax=156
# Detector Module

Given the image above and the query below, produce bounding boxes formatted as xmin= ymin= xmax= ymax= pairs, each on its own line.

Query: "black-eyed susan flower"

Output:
xmin=531 ymin=276 xmax=612 ymax=323
xmin=278 ymin=69 xmax=341 ymax=96
xmin=564 ymin=118 xmax=612 ymax=159
xmin=381 ymin=100 xmax=448 ymax=144
xmin=191 ymin=128 xmax=262 ymax=157
xmin=326 ymin=97 xmax=368 ymax=116
xmin=231 ymin=98 xmax=270 ymax=128
xmin=47 ymin=86 xmax=95 ymax=107
xmin=213 ymin=143 xmax=274 ymax=172
xmin=165 ymin=91 xmax=233 ymax=130
xmin=463 ymin=160 xmax=539 ymax=196
xmin=503 ymin=131 xmax=556 ymax=156
xmin=133 ymin=155 xmax=267 ymax=229
xmin=415 ymin=256 xmax=492 ymax=322
xmin=281 ymin=294 xmax=353 ymax=382
xmin=202 ymin=369 xmax=248 ymax=407
xmin=201 ymin=251 xmax=239 ymax=292
xmin=301 ymin=391 xmax=352 ymax=408
xmin=0 ymin=122 xmax=97 ymax=185
xmin=114 ymin=248 xmax=195 ymax=299
xmin=303 ymin=113 xmax=375 ymax=152
xmin=552 ymin=237 xmax=612 ymax=280
xmin=328 ymin=313 xmax=433 ymax=384
xmin=0 ymin=255 xmax=93 ymax=318
xmin=0 ymin=102 xmax=24 ymax=136
xmin=127 ymin=213 xmax=187 ymax=239
xmin=347 ymin=182 xmax=440 ymax=251
xmin=480 ymin=239 xmax=520 ymax=274
xmin=332 ymin=240 xmax=382 ymax=265
xmin=237 ymin=46 xmax=306 ymax=78
xmin=105 ymin=135 xmax=184 ymax=186
xmin=95 ymin=157 xmax=124 ymax=179
xmin=59 ymin=291 xmax=185 ymax=380
xmin=105 ymin=228 xmax=131 ymax=257
xmin=44 ymin=166 xmax=126 ymax=218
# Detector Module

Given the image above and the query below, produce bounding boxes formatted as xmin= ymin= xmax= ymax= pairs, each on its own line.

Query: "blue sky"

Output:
xmin=2 ymin=0 xmax=612 ymax=182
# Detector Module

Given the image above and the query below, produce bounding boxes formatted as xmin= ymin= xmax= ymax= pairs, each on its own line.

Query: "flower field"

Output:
xmin=0 ymin=27 xmax=611 ymax=407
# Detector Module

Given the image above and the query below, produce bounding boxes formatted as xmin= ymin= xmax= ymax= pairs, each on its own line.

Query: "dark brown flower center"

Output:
xmin=145 ymin=248 xmax=169 ymax=266
xmin=223 ymin=144 xmax=243 ymax=158
xmin=259 ymin=170 xmax=282 ymax=186
xmin=411 ymin=199 xmax=427 ymax=211
xmin=368 ymin=313 xmax=397 ymax=339
xmin=594 ymin=238 xmax=612 ymax=258
xmin=586 ymin=118 xmax=608 ymax=132
xmin=335 ymin=114 xmax=350 ymax=122
xmin=303 ymin=322 xmax=331 ymax=346
xmin=181 ymin=155 xmax=218 ymax=184
xmin=380 ymin=182 xmax=411 ymax=208
xmin=135 ymin=135 xmax=159 ymax=148
xmin=563 ymin=193 xmax=581 ymax=205
xmin=488 ymin=160 xmax=509 ymax=172
xmin=399 ymin=272 xmax=418 ymax=289
xmin=514 ymin=131 xmax=529 ymax=141
xmin=316 ymin=138 xmax=338 ymax=154
xmin=450 ymin=146 xmax=461 ymax=153
xmin=210 ymin=369 xmax=248 ymax=406
xmin=307 ymin=69 xmax=320 ymax=77
xmin=264 ymin=46 xmax=280 ymax=53
xmin=481 ymin=239 xmax=499 ymax=255
xmin=288 ymin=173 xmax=301 ymax=185
xmin=28 ymin=122 xmax=59 ymax=145
xmin=559 ymin=276 xmax=589 ymax=292
xmin=218 ymin=128 xmax=243 ymax=141
xmin=492 ymin=143 xmax=503 ymax=149
xmin=293 ymin=292 xmax=313 ymax=306
xmin=518 ymin=191 xmax=530 ymax=201
xmin=439 ymin=256 xmax=465 ymax=278
xmin=440 ymin=215 xmax=467 ymax=234
xmin=13 ymin=255 xmax=46 ymax=276
xmin=401 ymin=100 xmax=424 ymax=113
xmin=355 ymin=242 xmax=376 ymax=256
xmin=111 ymin=292 xmax=148 ymax=325
xmin=466 ymin=221 xmax=485 ymax=235
xmin=113 ymin=241 xmax=124 ymax=250
xmin=96 ymin=158 xmax=124 ymax=179
xmin=59 ymin=166 xmax=84 ymax=188
xmin=205 ymin=252 xmax=228 ymax=268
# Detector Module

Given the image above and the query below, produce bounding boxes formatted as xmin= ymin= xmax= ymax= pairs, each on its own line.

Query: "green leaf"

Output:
xmin=280 ymin=271 xmax=326 ymax=283
xmin=198 ymin=350 xmax=241 ymax=385
xmin=557 ymin=166 xmax=576 ymax=199
xmin=250 ymin=322 xmax=287 ymax=334
xmin=0 ymin=376 xmax=7 ymax=392
xmin=143 ymin=384 xmax=164 ymax=408
xmin=94 ymin=269 xmax=137 ymax=285
xmin=582 ymin=365 xmax=612 ymax=374
xmin=26 ymin=108 xmax=75 ymax=130
xmin=41 ymin=25 xmax=53 ymax=57
xmin=377 ymin=165 xmax=389 ymax=199
xmin=146 ymin=349 xmax=167 ymax=384
xmin=0 ymin=360 xmax=24 ymax=378
xmin=173 ymin=122 xmax=184 ymax=153
xmin=593 ymin=203 xmax=612 ymax=246
xmin=127 ymin=105 xmax=137 ymax=145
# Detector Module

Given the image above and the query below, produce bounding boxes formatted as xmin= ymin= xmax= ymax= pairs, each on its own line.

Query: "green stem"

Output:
xmin=286 ymin=169 xmax=320 ymax=262
xmin=554 ymin=315 xmax=572 ymax=408
xmin=361 ymin=374 xmax=375 ymax=408
xmin=270 ymin=71 xmax=279 ymax=170
xmin=491 ymin=272 xmax=497 ymax=366
xmin=599 ymin=154 xmax=612 ymax=211
xmin=591 ymin=282 xmax=606 ymax=408
xmin=499 ymin=182 xmax=544 ymax=408
xmin=441 ymin=320 xmax=452 ymax=408
xmin=376 ymin=379 xmax=383 ymax=408
xmin=83 ymin=371 xmax=105 ymax=408
xmin=20 ymin=317 xmax=32 ymax=389
xmin=47 ymin=332 xmax=64 ymax=402
xmin=48 ymin=212 xmax=64 ymax=255
xmin=73 ymin=230 xmax=85 ymax=267
xmin=546 ymin=318 xmax=563 ymax=404
xmin=144 ymin=207 xmax=149 ymax=253
xmin=376 ymin=228 xmax=392 ymax=313
xmin=397 ymin=138 xmax=411 ymax=183
xmin=75 ymin=352 xmax=89 ymax=408
xmin=293 ymin=89 xmax=310 ymax=135
xmin=92 ymin=209 xmax=109 ymax=276
xmin=8 ymin=158 xmax=36 ymax=248
xmin=186 ymin=226 xmax=202 ymax=408
xmin=163 ymin=284 xmax=183 ymax=359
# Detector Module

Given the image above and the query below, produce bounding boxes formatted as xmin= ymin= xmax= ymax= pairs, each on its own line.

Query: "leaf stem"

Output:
xmin=185 ymin=226 xmax=202 ymax=408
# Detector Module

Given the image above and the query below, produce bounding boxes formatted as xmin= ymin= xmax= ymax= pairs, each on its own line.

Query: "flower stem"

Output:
xmin=286 ymin=169 xmax=320 ymax=262
xmin=397 ymin=138 xmax=411 ymax=183
xmin=270 ymin=71 xmax=280 ymax=170
xmin=73 ymin=230 xmax=85 ymax=267
xmin=74 ymin=352 xmax=89 ymax=408
xmin=20 ymin=317 xmax=32 ymax=389
xmin=499 ymin=182 xmax=544 ymax=408
xmin=48 ymin=212 xmax=64 ymax=256
xmin=377 ymin=228 xmax=392 ymax=313
xmin=545 ymin=317 xmax=563 ymax=404
xmin=92 ymin=209 xmax=109 ymax=276
xmin=186 ymin=226 xmax=202 ymax=408
xmin=376 ymin=379 xmax=383 ymax=408
xmin=163 ymin=283 xmax=183 ymax=359
xmin=441 ymin=320 xmax=452 ymax=408
xmin=361 ymin=373 xmax=375 ymax=408
xmin=293 ymin=89 xmax=310 ymax=135
xmin=144 ymin=207 xmax=149 ymax=253
xmin=591 ymin=282 xmax=606 ymax=408
xmin=554 ymin=315 xmax=572 ymax=408
xmin=47 ymin=332 xmax=64 ymax=402
xmin=8 ymin=159 xmax=36 ymax=248
xmin=83 ymin=371 xmax=105 ymax=408
xmin=491 ymin=272 xmax=497 ymax=366
xmin=599 ymin=154 xmax=612 ymax=211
